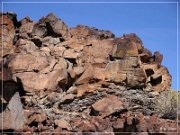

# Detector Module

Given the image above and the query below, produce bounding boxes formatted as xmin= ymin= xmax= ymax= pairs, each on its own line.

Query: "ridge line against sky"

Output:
xmin=1 ymin=0 xmax=179 ymax=90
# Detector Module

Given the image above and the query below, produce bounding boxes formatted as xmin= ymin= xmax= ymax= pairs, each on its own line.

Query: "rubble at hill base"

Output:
xmin=0 ymin=12 xmax=179 ymax=134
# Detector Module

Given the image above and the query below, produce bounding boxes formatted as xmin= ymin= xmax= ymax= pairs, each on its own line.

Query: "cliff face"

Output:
xmin=0 ymin=12 xmax=178 ymax=134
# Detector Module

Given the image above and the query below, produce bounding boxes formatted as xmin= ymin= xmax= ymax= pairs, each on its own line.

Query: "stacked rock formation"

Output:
xmin=0 ymin=12 xmax=178 ymax=134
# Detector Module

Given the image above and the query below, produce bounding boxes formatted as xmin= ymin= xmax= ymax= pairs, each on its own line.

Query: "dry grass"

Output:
xmin=155 ymin=90 xmax=180 ymax=120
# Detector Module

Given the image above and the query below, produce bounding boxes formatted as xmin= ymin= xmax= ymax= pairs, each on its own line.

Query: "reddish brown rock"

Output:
xmin=70 ymin=25 xmax=115 ymax=40
xmin=79 ymin=39 xmax=114 ymax=67
xmin=75 ymin=65 xmax=94 ymax=85
xmin=76 ymin=83 xmax=100 ymax=97
xmin=90 ymin=117 xmax=113 ymax=132
xmin=54 ymin=57 xmax=68 ymax=70
xmin=126 ymin=68 xmax=146 ymax=88
xmin=139 ymin=48 xmax=153 ymax=64
xmin=78 ymin=121 xmax=96 ymax=132
xmin=14 ymin=69 xmax=68 ymax=92
xmin=112 ymin=118 xmax=125 ymax=130
xmin=142 ymin=64 xmax=172 ymax=92
xmin=136 ymin=113 xmax=147 ymax=132
xmin=51 ymin=45 xmax=66 ymax=57
xmin=111 ymin=34 xmax=142 ymax=58
xmin=68 ymin=66 xmax=84 ymax=79
xmin=91 ymin=95 xmax=124 ymax=118
xmin=0 ymin=12 xmax=16 ymax=57
xmin=54 ymin=119 xmax=72 ymax=130
xmin=63 ymin=48 xmax=80 ymax=59
xmin=15 ymin=39 xmax=39 ymax=54
xmin=8 ymin=53 xmax=49 ymax=73
xmin=26 ymin=111 xmax=47 ymax=125
xmin=145 ymin=114 xmax=178 ymax=133
xmin=19 ymin=17 xmax=35 ymax=39
xmin=154 ymin=51 xmax=163 ymax=64
xmin=32 ymin=13 xmax=70 ymax=39
xmin=0 ymin=12 xmax=175 ymax=134
xmin=45 ymin=13 xmax=70 ymax=39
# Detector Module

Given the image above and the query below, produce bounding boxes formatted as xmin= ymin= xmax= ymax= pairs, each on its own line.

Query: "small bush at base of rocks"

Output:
xmin=155 ymin=90 xmax=180 ymax=120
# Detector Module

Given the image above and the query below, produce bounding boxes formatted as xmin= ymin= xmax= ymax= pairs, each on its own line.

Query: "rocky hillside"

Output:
xmin=0 ymin=12 xmax=179 ymax=134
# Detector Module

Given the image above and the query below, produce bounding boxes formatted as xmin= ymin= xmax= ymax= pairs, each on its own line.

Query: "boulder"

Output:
xmin=80 ymin=39 xmax=114 ymax=67
xmin=153 ymin=51 xmax=163 ymax=64
xmin=14 ymin=69 xmax=68 ymax=92
xmin=90 ymin=117 xmax=113 ymax=132
xmin=68 ymin=66 xmax=85 ymax=79
xmin=15 ymin=39 xmax=39 ymax=55
xmin=55 ymin=119 xmax=72 ymax=130
xmin=0 ymin=92 xmax=25 ymax=130
xmin=19 ymin=17 xmax=35 ymax=39
xmin=51 ymin=45 xmax=66 ymax=57
xmin=112 ymin=118 xmax=125 ymax=130
xmin=106 ymin=60 xmax=146 ymax=86
xmin=111 ymin=34 xmax=142 ymax=58
xmin=91 ymin=95 xmax=124 ymax=118
xmin=70 ymin=25 xmax=115 ymax=40
xmin=76 ymin=83 xmax=101 ymax=97
xmin=31 ymin=20 xmax=47 ymax=38
xmin=142 ymin=64 xmax=172 ymax=92
xmin=8 ymin=53 xmax=49 ymax=73
xmin=32 ymin=13 xmax=70 ymax=40
xmin=126 ymin=68 xmax=146 ymax=88
xmin=63 ymin=49 xmax=80 ymax=59
xmin=54 ymin=57 xmax=68 ymax=70
xmin=45 ymin=13 xmax=70 ymax=39
xmin=139 ymin=48 xmax=153 ymax=64
xmin=75 ymin=65 xmax=94 ymax=85
xmin=41 ymin=36 xmax=60 ymax=46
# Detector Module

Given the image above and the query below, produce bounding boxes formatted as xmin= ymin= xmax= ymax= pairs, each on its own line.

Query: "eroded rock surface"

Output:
xmin=0 ymin=12 xmax=17 ymax=56
xmin=0 ymin=12 xmax=178 ymax=134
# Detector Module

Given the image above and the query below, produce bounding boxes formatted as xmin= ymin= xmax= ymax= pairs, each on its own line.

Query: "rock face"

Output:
xmin=0 ymin=65 xmax=25 ymax=130
xmin=0 ymin=92 xmax=25 ymax=130
xmin=0 ymin=12 xmax=178 ymax=134
xmin=0 ymin=12 xmax=17 ymax=57
xmin=31 ymin=13 xmax=69 ymax=39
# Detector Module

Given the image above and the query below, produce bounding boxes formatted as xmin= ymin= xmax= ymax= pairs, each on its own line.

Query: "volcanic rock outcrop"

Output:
xmin=0 ymin=12 xmax=178 ymax=134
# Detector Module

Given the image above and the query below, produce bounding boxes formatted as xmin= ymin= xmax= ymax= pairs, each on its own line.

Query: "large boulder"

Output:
xmin=111 ymin=34 xmax=143 ymax=58
xmin=0 ymin=64 xmax=25 ymax=131
xmin=142 ymin=64 xmax=172 ymax=92
xmin=31 ymin=13 xmax=70 ymax=40
xmin=80 ymin=39 xmax=114 ymax=67
xmin=19 ymin=17 xmax=35 ymax=39
xmin=8 ymin=53 xmax=49 ymax=73
xmin=0 ymin=92 xmax=25 ymax=130
xmin=70 ymin=25 xmax=115 ymax=40
xmin=14 ymin=69 xmax=68 ymax=92
xmin=15 ymin=39 xmax=40 ymax=55
xmin=106 ymin=58 xmax=146 ymax=88
xmin=91 ymin=95 xmax=124 ymax=118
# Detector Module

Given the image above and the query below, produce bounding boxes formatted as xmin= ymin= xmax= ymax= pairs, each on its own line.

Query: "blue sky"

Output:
xmin=1 ymin=0 xmax=179 ymax=90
